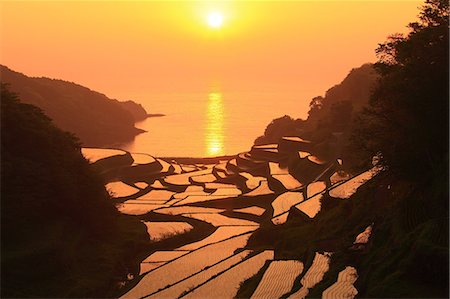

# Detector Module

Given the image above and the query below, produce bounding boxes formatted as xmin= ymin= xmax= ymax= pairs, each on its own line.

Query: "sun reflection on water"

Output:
xmin=206 ymin=92 xmax=225 ymax=156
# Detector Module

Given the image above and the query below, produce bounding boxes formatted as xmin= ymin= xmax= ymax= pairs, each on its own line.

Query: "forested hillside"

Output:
xmin=0 ymin=65 xmax=148 ymax=146
xmin=1 ymin=84 xmax=149 ymax=297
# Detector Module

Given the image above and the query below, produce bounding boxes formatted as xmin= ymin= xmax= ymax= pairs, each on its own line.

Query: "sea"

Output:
xmin=118 ymin=91 xmax=311 ymax=158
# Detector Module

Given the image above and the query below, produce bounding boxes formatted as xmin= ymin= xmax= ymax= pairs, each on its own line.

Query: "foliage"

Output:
xmin=349 ymin=0 xmax=449 ymax=178
xmin=0 ymin=65 xmax=146 ymax=146
xmin=254 ymin=64 xmax=378 ymax=163
xmin=1 ymin=84 xmax=149 ymax=297
xmin=254 ymin=115 xmax=305 ymax=145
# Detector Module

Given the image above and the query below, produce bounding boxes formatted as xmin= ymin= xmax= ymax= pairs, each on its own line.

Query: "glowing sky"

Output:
xmin=1 ymin=1 xmax=422 ymax=100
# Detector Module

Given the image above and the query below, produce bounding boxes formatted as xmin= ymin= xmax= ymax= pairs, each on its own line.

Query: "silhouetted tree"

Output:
xmin=350 ymin=0 xmax=449 ymax=178
xmin=254 ymin=115 xmax=305 ymax=145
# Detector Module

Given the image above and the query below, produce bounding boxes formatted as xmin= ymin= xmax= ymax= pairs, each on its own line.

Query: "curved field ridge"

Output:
xmin=81 ymin=148 xmax=126 ymax=163
xmin=183 ymin=250 xmax=275 ymax=299
xmin=178 ymin=226 xmax=258 ymax=250
xmin=121 ymin=234 xmax=252 ymax=299
xmin=106 ymin=181 xmax=139 ymax=198
xmin=251 ymin=260 xmax=304 ymax=299
xmin=329 ymin=166 xmax=382 ymax=199
xmin=143 ymin=221 xmax=193 ymax=241
xmin=147 ymin=250 xmax=252 ymax=299
xmin=322 ymin=266 xmax=358 ymax=299
xmin=288 ymin=252 xmax=332 ymax=299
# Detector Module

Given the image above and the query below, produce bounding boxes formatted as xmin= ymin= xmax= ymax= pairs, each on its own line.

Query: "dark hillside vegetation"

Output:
xmin=255 ymin=63 xmax=378 ymax=162
xmin=1 ymin=84 xmax=150 ymax=297
xmin=0 ymin=65 xmax=148 ymax=146
xmin=349 ymin=0 xmax=449 ymax=176
xmin=248 ymin=0 xmax=448 ymax=297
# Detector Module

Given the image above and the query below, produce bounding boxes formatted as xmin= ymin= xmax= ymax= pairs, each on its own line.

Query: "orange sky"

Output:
xmin=1 ymin=0 xmax=422 ymax=100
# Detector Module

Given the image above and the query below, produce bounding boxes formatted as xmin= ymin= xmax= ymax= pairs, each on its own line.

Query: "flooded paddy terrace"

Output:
xmin=82 ymin=137 xmax=381 ymax=299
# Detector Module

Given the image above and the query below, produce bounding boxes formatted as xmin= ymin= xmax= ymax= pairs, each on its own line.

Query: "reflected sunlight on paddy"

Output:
xmin=206 ymin=92 xmax=225 ymax=156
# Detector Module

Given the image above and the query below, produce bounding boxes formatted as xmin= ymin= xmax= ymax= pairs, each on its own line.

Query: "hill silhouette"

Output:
xmin=255 ymin=63 xmax=378 ymax=162
xmin=1 ymin=84 xmax=149 ymax=297
xmin=0 ymin=65 xmax=148 ymax=146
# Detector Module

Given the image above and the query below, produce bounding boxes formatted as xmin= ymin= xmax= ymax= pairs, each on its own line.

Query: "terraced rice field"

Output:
xmin=121 ymin=234 xmax=253 ymax=299
xmin=150 ymin=180 xmax=166 ymax=189
xmin=307 ymin=182 xmax=326 ymax=198
xmin=164 ymin=169 xmax=212 ymax=186
xmin=288 ymin=252 xmax=332 ymax=298
xmin=183 ymin=250 xmax=275 ymax=299
xmin=329 ymin=166 xmax=382 ymax=199
xmin=354 ymin=224 xmax=373 ymax=244
xmin=143 ymin=221 xmax=193 ymax=241
xmin=131 ymin=153 xmax=156 ymax=165
xmin=251 ymin=260 xmax=304 ymax=299
xmin=240 ymin=172 xmax=267 ymax=190
xmin=174 ymin=194 xmax=238 ymax=206
xmin=179 ymin=213 xmax=258 ymax=226
xmin=137 ymin=190 xmax=176 ymax=201
xmin=142 ymin=251 xmax=190 ymax=263
xmin=190 ymin=173 xmax=218 ymax=183
xmin=322 ymin=266 xmax=358 ymax=299
xmin=244 ymin=181 xmax=274 ymax=196
xmin=139 ymin=262 xmax=166 ymax=275
xmin=178 ymin=226 xmax=258 ymax=250
xmin=106 ymin=181 xmax=139 ymax=198
xmin=118 ymin=203 xmax=170 ymax=215
xmin=148 ymin=250 xmax=252 ymax=299
xmin=295 ymin=193 xmax=323 ymax=218
xmin=234 ymin=206 xmax=266 ymax=216
xmin=269 ymin=162 xmax=290 ymax=175
xmin=135 ymin=182 xmax=149 ymax=189
xmin=272 ymin=174 xmax=303 ymax=190
xmin=81 ymin=148 xmax=126 ymax=163
xmin=81 ymin=145 xmax=378 ymax=299
xmin=155 ymin=206 xmax=225 ymax=215
xmin=272 ymin=192 xmax=304 ymax=224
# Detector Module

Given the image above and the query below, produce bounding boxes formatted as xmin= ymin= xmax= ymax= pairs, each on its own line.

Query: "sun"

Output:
xmin=207 ymin=12 xmax=223 ymax=28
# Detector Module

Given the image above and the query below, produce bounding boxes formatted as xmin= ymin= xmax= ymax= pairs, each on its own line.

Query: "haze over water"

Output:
xmin=1 ymin=1 xmax=421 ymax=157
xmin=120 ymin=90 xmax=310 ymax=157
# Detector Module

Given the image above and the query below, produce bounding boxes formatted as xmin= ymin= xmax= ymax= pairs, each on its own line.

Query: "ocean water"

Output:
xmin=119 ymin=91 xmax=310 ymax=157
